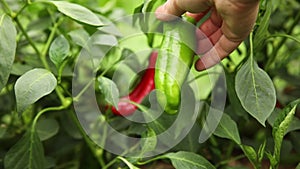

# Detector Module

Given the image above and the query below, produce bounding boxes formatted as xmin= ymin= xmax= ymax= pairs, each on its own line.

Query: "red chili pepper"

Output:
xmin=275 ymin=100 xmax=283 ymax=109
xmin=111 ymin=51 xmax=158 ymax=116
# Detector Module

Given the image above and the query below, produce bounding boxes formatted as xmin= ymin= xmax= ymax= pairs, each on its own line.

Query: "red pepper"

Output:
xmin=111 ymin=51 xmax=158 ymax=116
xmin=275 ymin=100 xmax=283 ymax=109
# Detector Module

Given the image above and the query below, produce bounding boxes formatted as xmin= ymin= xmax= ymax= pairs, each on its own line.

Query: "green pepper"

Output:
xmin=155 ymin=16 xmax=196 ymax=114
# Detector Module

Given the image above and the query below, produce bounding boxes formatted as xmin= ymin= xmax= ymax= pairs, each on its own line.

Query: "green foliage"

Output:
xmin=241 ymin=145 xmax=258 ymax=169
xmin=213 ymin=113 xmax=241 ymax=145
xmin=253 ymin=0 xmax=272 ymax=51
xmin=139 ymin=128 xmax=157 ymax=157
xmin=118 ymin=156 xmax=140 ymax=169
xmin=4 ymin=130 xmax=45 ymax=169
xmin=14 ymin=68 xmax=57 ymax=114
xmin=0 ymin=14 xmax=16 ymax=91
xmin=47 ymin=1 xmax=103 ymax=26
xmin=49 ymin=35 xmax=70 ymax=69
xmin=36 ymin=118 xmax=59 ymax=141
xmin=296 ymin=163 xmax=300 ymax=169
xmin=270 ymin=100 xmax=300 ymax=168
xmin=163 ymin=151 xmax=215 ymax=169
xmin=97 ymin=76 xmax=119 ymax=108
xmin=235 ymin=56 xmax=276 ymax=126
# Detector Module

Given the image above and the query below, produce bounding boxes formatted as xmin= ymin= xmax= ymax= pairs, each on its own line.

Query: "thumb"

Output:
xmin=155 ymin=0 xmax=185 ymax=21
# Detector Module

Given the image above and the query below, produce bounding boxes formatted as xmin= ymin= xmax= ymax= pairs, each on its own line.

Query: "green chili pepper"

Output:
xmin=155 ymin=16 xmax=196 ymax=114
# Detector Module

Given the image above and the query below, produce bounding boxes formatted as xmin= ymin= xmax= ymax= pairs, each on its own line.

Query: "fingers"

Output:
xmin=155 ymin=0 xmax=211 ymax=21
xmin=155 ymin=0 xmax=185 ymax=21
xmin=197 ymin=29 xmax=222 ymax=54
xmin=195 ymin=35 xmax=242 ymax=71
xmin=214 ymin=0 xmax=259 ymax=40
xmin=194 ymin=1 xmax=259 ymax=70
xmin=198 ymin=9 xmax=222 ymax=37
xmin=196 ymin=9 xmax=222 ymax=54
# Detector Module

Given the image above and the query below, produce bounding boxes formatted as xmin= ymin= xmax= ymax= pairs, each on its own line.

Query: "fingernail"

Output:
xmin=195 ymin=59 xmax=205 ymax=71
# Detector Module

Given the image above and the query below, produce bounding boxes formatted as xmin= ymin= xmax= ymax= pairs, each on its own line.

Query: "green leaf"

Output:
xmin=97 ymin=76 xmax=119 ymax=108
xmin=36 ymin=118 xmax=59 ymax=141
xmin=272 ymin=101 xmax=298 ymax=167
xmin=68 ymin=28 xmax=89 ymax=47
xmin=60 ymin=113 xmax=82 ymax=139
xmin=133 ymin=2 xmax=143 ymax=14
xmin=140 ymin=128 xmax=157 ymax=157
xmin=142 ymin=0 xmax=157 ymax=13
xmin=0 ymin=14 xmax=17 ymax=91
xmin=235 ymin=58 xmax=276 ymax=126
xmin=272 ymin=99 xmax=300 ymax=136
xmin=15 ymin=68 xmax=57 ymax=114
xmin=254 ymin=0 xmax=271 ymax=51
xmin=198 ymin=106 xmax=223 ymax=143
xmin=265 ymin=151 xmax=276 ymax=168
xmin=49 ymin=1 xmax=103 ymax=26
xmin=213 ymin=113 xmax=241 ymax=144
xmin=241 ymin=145 xmax=258 ymax=168
xmin=173 ymin=123 xmax=201 ymax=153
xmin=91 ymin=33 xmax=118 ymax=46
xmin=132 ymin=0 xmax=164 ymax=47
xmin=296 ymin=163 xmax=300 ymax=169
xmin=133 ymin=3 xmax=144 ymax=24
xmin=4 ymin=130 xmax=45 ymax=169
xmin=163 ymin=151 xmax=215 ymax=169
xmin=49 ymin=35 xmax=70 ymax=68
xmin=121 ymin=48 xmax=141 ymax=72
xmin=147 ymin=112 xmax=175 ymax=136
xmin=268 ymin=100 xmax=300 ymax=135
xmin=97 ymin=15 xmax=122 ymax=36
xmin=11 ymin=63 xmax=33 ymax=76
xmin=257 ymin=140 xmax=266 ymax=163
xmin=225 ymin=70 xmax=247 ymax=119
xmin=285 ymin=117 xmax=300 ymax=134
xmin=98 ymin=47 xmax=122 ymax=72
xmin=44 ymin=157 xmax=56 ymax=169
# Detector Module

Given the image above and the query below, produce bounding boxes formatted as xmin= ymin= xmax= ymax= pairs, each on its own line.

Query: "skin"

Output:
xmin=155 ymin=0 xmax=260 ymax=70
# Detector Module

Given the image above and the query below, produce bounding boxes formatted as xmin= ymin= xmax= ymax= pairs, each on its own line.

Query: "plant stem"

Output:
xmin=102 ymin=156 xmax=120 ymax=169
xmin=0 ymin=0 xmax=14 ymax=16
xmin=102 ymin=141 xmax=143 ymax=169
xmin=215 ymin=154 xmax=246 ymax=168
xmin=31 ymin=105 xmax=66 ymax=131
xmin=209 ymin=135 xmax=219 ymax=147
xmin=14 ymin=2 xmax=29 ymax=18
xmin=55 ymin=85 xmax=73 ymax=110
xmin=136 ymin=155 xmax=164 ymax=166
xmin=14 ymin=17 xmax=41 ymax=56
xmin=187 ymin=71 xmax=221 ymax=84
xmin=2 ymin=0 xmax=40 ymax=57
xmin=73 ymin=78 xmax=95 ymax=102
xmin=225 ymin=142 xmax=235 ymax=159
xmin=265 ymin=11 xmax=300 ymax=70
xmin=99 ymin=118 xmax=108 ymax=167
xmin=249 ymin=32 xmax=254 ymax=63
xmin=40 ymin=17 xmax=64 ymax=70
xmin=267 ymin=33 xmax=300 ymax=45
xmin=67 ymin=109 xmax=106 ymax=167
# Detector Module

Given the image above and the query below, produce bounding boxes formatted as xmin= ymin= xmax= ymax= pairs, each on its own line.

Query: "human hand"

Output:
xmin=155 ymin=0 xmax=260 ymax=70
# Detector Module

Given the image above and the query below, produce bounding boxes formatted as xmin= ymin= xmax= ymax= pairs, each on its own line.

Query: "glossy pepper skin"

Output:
xmin=111 ymin=51 xmax=158 ymax=116
xmin=155 ymin=17 xmax=196 ymax=114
